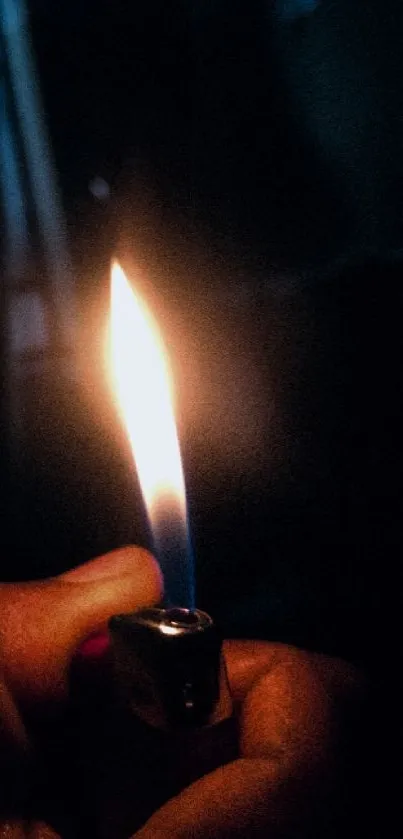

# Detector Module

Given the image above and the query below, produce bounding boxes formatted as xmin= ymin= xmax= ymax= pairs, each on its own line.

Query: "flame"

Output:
xmin=108 ymin=262 xmax=186 ymax=526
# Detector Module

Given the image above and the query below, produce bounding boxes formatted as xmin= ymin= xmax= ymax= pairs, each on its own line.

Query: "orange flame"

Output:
xmin=108 ymin=262 xmax=186 ymax=528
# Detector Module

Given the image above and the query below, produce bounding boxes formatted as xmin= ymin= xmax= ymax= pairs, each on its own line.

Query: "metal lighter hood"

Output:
xmin=109 ymin=607 xmax=233 ymax=729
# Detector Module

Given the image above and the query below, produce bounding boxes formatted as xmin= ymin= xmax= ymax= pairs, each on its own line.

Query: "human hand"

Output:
xmin=0 ymin=547 xmax=367 ymax=838
xmin=0 ymin=546 xmax=162 ymax=837
xmin=135 ymin=639 xmax=366 ymax=838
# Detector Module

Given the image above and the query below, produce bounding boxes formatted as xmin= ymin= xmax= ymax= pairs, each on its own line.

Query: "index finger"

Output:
xmin=224 ymin=639 xmax=364 ymax=707
xmin=224 ymin=640 xmax=366 ymax=769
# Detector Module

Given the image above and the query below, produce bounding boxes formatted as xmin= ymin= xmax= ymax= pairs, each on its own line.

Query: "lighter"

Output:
xmin=109 ymin=606 xmax=232 ymax=729
xmin=74 ymin=264 xmax=239 ymax=837
xmin=101 ymin=605 xmax=238 ymax=837
xmin=69 ymin=605 xmax=238 ymax=839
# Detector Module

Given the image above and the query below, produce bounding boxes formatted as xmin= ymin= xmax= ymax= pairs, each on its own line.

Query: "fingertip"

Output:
xmin=122 ymin=544 xmax=164 ymax=599
xmin=62 ymin=544 xmax=163 ymax=596
xmin=120 ymin=544 xmax=165 ymax=606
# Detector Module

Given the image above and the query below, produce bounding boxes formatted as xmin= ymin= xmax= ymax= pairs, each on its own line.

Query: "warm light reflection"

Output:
xmin=108 ymin=262 xmax=187 ymax=527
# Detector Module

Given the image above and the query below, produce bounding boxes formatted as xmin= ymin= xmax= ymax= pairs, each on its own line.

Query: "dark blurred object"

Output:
xmin=26 ymin=0 xmax=403 ymax=269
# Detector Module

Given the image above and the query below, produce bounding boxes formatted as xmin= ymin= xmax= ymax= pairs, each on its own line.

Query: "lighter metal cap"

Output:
xmin=109 ymin=607 xmax=232 ymax=729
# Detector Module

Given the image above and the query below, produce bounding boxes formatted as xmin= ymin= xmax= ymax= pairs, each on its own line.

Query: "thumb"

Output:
xmin=0 ymin=546 xmax=162 ymax=703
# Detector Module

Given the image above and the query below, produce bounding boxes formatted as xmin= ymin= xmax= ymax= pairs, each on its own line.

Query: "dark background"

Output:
xmin=1 ymin=0 xmax=403 ymax=674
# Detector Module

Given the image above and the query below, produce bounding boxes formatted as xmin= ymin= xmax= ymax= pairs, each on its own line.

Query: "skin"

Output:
xmin=0 ymin=546 xmax=367 ymax=838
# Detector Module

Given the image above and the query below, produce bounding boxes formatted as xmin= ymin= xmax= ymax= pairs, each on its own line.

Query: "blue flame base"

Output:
xmin=151 ymin=515 xmax=195 ymax=610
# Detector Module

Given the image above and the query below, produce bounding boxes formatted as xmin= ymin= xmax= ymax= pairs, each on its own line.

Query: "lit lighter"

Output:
xmin=97 ymin=606 xmax=238 ymax=836
xmin=89 ymin=263 xmax=239 ymax=836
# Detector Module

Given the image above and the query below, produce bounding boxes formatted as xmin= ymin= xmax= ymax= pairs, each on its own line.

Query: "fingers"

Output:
xmin=0 ymin=546 xmax=163 ymax=703
xmin=226 ymin=640 xmax=364 ymax=766
xmin=239 ymin=652 xmax=335 ymax=767
xmin=135 ymin=646 xmax=366 ymax=839
xmin=224 ymin=639 xmax=363 ymax=707
xmin=113 ymin=643 xmax=350 ymax=839
xmin=223 ymin=639 xmax=283 ymax=704
xmin=133 ymin=756 xmax=316 ymax=839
